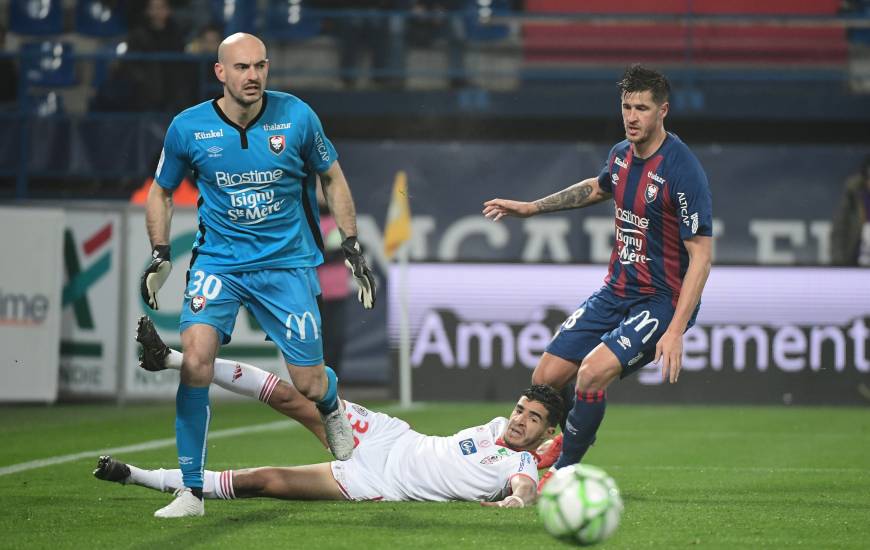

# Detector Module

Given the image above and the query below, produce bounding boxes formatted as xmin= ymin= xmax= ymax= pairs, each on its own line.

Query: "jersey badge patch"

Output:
xmin=268 ymin=135 xmax=286 ymax=156
xmin=190 ymin=295 xmax=207 ymax=314
xmin=459 ymin=438 xmax=478 ymax=455
xmin=645 ymin=181 xmax=659 ymax=203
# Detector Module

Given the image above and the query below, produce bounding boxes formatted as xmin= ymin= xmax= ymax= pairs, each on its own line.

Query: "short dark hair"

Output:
xmin=618 ymin=64 xmax=671 ymax=105
xmin=522 ymin=384 xmax=564 ymax=428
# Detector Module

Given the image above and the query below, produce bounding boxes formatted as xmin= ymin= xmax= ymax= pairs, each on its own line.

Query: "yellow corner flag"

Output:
xmin=384 ymin=170 xmax=412 ymax=260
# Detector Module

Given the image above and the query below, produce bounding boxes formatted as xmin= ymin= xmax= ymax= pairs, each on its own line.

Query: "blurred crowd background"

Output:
xmin=1 ymin=0 xmax=869 ymax=201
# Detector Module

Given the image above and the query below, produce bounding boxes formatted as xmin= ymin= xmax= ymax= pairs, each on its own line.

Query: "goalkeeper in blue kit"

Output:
xmin=140 ymin=32 xmax=376 ymax=518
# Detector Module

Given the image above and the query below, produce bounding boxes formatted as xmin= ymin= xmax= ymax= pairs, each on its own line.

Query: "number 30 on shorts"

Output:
xmin=189 ymin=270 xmax=223 ymax=299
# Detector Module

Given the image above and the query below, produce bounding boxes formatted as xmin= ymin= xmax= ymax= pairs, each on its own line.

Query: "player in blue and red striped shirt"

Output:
xmin=483 ymin=65 xmax=713 ymax=480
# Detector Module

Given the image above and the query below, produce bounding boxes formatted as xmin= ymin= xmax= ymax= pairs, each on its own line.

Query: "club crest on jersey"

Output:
xmin=268 ymin=134 xmax=285 ymax=156
xmin=190 ymin=295 xmax=207 ymax=314
xmin=645 ymin=181 xmax=659 ymax=203
xmin=458 ymin=438 xmax=478 ymax=455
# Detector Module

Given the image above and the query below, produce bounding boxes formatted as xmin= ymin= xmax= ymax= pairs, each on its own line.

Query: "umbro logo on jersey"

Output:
xmin=268 ymin=135 xmax=286 ymax=156
xmin=194 ymin=129 xmax=223 ymax=140
xmin=263 ymin=122 xmax=292 ymax=131
xmin=207 ymin=145 xmax=223 ymax=158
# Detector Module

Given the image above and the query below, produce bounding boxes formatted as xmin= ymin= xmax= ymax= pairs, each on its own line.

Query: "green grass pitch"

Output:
xmin=1 ymin=399 xmax=868 ymax=548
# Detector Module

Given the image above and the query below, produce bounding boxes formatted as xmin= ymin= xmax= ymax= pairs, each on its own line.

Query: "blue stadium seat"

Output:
xmin=262 ymin=0 xmax=321 ymax=40
xmin=9 ymin=0 xmax=64 ymax=36
xmin=29 ymin=91 xmax=64 ymax=116
xmin=211 ymin=0 xmax=257 ymax=35
xmin=21 ymin=41 xmax=76 ymax=87
xmin=76 ymin=0 xmax=127 ymax=37
xmin=463 ymin=0 xmax=511 ymax=42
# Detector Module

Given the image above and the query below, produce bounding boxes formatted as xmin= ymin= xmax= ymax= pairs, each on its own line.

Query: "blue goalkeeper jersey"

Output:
xmin=154 ymin=90 xmax=338 ymax=273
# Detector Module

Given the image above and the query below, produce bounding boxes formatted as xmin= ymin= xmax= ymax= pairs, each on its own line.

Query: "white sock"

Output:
xmin=166 ymin=349 xmax=283 ymax=403
xmin=166 ymin=349 xmax=183 ymax=369
xmin=211 ymin=358 xmax=283 ymax=403
xmin=127 ymin=466 xmax=234 ymax=499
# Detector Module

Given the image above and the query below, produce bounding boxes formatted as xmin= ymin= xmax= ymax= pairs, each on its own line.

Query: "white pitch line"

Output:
xmin=0 ymin=419 xmax=296 ymax=477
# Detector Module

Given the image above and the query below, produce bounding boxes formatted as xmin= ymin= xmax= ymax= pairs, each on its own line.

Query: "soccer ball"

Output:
xmin=537 ymin=464 xmax=623 ymax=546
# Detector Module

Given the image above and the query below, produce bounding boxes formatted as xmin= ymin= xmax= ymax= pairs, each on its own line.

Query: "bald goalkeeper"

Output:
xmin=140 ymin=32 xmax=377 ymax=518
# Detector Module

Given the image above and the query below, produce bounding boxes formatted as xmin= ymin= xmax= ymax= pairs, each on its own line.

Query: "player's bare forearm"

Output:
xmin=480 ymin=475 xmax=537 ymax=508
xmin=667 ymin=236 xmax=712 ymax=335
xmin=145 ymin=182 xmax=173 ymax=247
xmin=319 ymin=161 xmax=357 ymax=239
xmin=534 ymin=178 xmax=611 ymax=214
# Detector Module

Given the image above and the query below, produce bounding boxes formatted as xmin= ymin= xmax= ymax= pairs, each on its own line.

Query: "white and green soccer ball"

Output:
xmin=537 ymin=464 xmax=624 ymax=546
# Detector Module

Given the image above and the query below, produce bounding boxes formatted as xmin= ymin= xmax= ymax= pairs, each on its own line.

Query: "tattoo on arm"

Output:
xmin=534 ymin=181 xmax=598 ymax=213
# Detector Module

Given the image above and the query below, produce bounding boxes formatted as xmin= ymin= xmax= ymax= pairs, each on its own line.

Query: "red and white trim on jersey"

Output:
xmin=218 ymin=470 xmax=236 ymax=499
xmin=258 ymin=373 xmax=280 ymax=403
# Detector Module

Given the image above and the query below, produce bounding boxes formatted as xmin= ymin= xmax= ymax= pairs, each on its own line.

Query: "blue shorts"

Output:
xmin=545 ymin=285 xmax=698 ymax=379
xmin=179 ymin=267 xmax=323 ymax=366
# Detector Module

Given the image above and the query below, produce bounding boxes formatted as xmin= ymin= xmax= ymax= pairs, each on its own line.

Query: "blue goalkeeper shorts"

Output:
xmin=545 ymin=285 xmax=699 ymax=378
xmin=179 ymin=267 xmax=323 ymax=366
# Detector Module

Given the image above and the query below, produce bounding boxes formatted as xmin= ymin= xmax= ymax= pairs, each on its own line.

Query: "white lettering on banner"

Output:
xmin=226 ymin=186 xmax=284 ymax=225
xmin=615 ymin=206 xmax=649 ymax=229
xmin=0 ymin=290 xmax=50 ymax=325
xmin=411 ymin=311 xmax=559 ymax=370
xmin=749 ymin=220 xmax=807 ymax=264
xmin=356 ymin=215 xmax=833 ymax=276
xmin=285 ymin=311 xmax=319 ymax=341
xmin=409 ymin=309 xmax=870 ymax=378
xmin=616 ymin=227 xmax=649 ymax=265
xmin=194 ymin=129 xmax=224 ymax=141
xmin=215 ymin=169 xmax=283 ymax=188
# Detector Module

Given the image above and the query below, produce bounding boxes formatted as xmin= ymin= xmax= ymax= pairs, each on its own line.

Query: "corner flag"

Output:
xmin=384 ymin=170 xmax=411 ymax=260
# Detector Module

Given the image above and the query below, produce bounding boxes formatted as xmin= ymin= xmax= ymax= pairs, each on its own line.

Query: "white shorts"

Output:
xmin=329 ymin=401 xmax=413 ymax=501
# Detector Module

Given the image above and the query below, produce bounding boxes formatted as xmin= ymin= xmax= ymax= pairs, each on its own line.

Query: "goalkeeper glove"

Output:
xmin=140 ymin=244 xmax=172 ymax=310
xmin=341 ymin=236 xmax=376 ymax=309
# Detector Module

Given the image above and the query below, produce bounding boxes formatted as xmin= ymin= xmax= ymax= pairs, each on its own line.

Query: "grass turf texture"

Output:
xmin=1 ymin=401 xmax=868 ymax=549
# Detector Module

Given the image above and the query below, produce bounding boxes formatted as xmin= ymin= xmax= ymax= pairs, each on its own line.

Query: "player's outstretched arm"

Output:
xmin=480 ymin=475 xmax=538 ymax=508
xmin=483 ymin=177 xmax=611 ymax=221
xmin=655 ymin=235 xmax=712 ymax=383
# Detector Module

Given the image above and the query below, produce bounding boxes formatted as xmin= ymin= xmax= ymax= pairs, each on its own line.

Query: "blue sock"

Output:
xmin=554 ymin=389 xmax=607 ymax=469
xmin=175 ymin=383 xmax=210 ymax=490
xmin=315 ymin=366 xmax=339 ymax=415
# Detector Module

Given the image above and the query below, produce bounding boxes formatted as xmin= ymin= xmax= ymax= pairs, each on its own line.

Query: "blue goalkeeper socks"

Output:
xmin=175 ymin=383 xmax=211 ymax=490
xmin=554 ymin=389 xmax=606 ymax=469
xmin=315 ymin=366 xmax=339 ymax=415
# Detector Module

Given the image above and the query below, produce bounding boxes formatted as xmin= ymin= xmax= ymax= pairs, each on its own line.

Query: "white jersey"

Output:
xmin=330 ymin=402 xmax=538 ymax=502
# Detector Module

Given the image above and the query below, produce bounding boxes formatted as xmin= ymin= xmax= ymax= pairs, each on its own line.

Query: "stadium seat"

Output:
xmin=29 ymin=91 xmax=64 ymax=116
xmin=76 ymin=0 xmax=127 ymax=37
xmin=21 ymin=41 xmax=76 ymax=87
xmin=211 ymin=0 xmax=257 ymax=35
xmin=262 ymin=0 xmax=321 ymax=40
xmin=463 ymin=0 xmax=512 ymax=42
xmin=9 ymin=0 xmax=63 ymax=36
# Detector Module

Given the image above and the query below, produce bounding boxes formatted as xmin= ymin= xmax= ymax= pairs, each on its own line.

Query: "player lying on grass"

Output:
xmin=95 ymin=318 xmax=564 ymax=507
